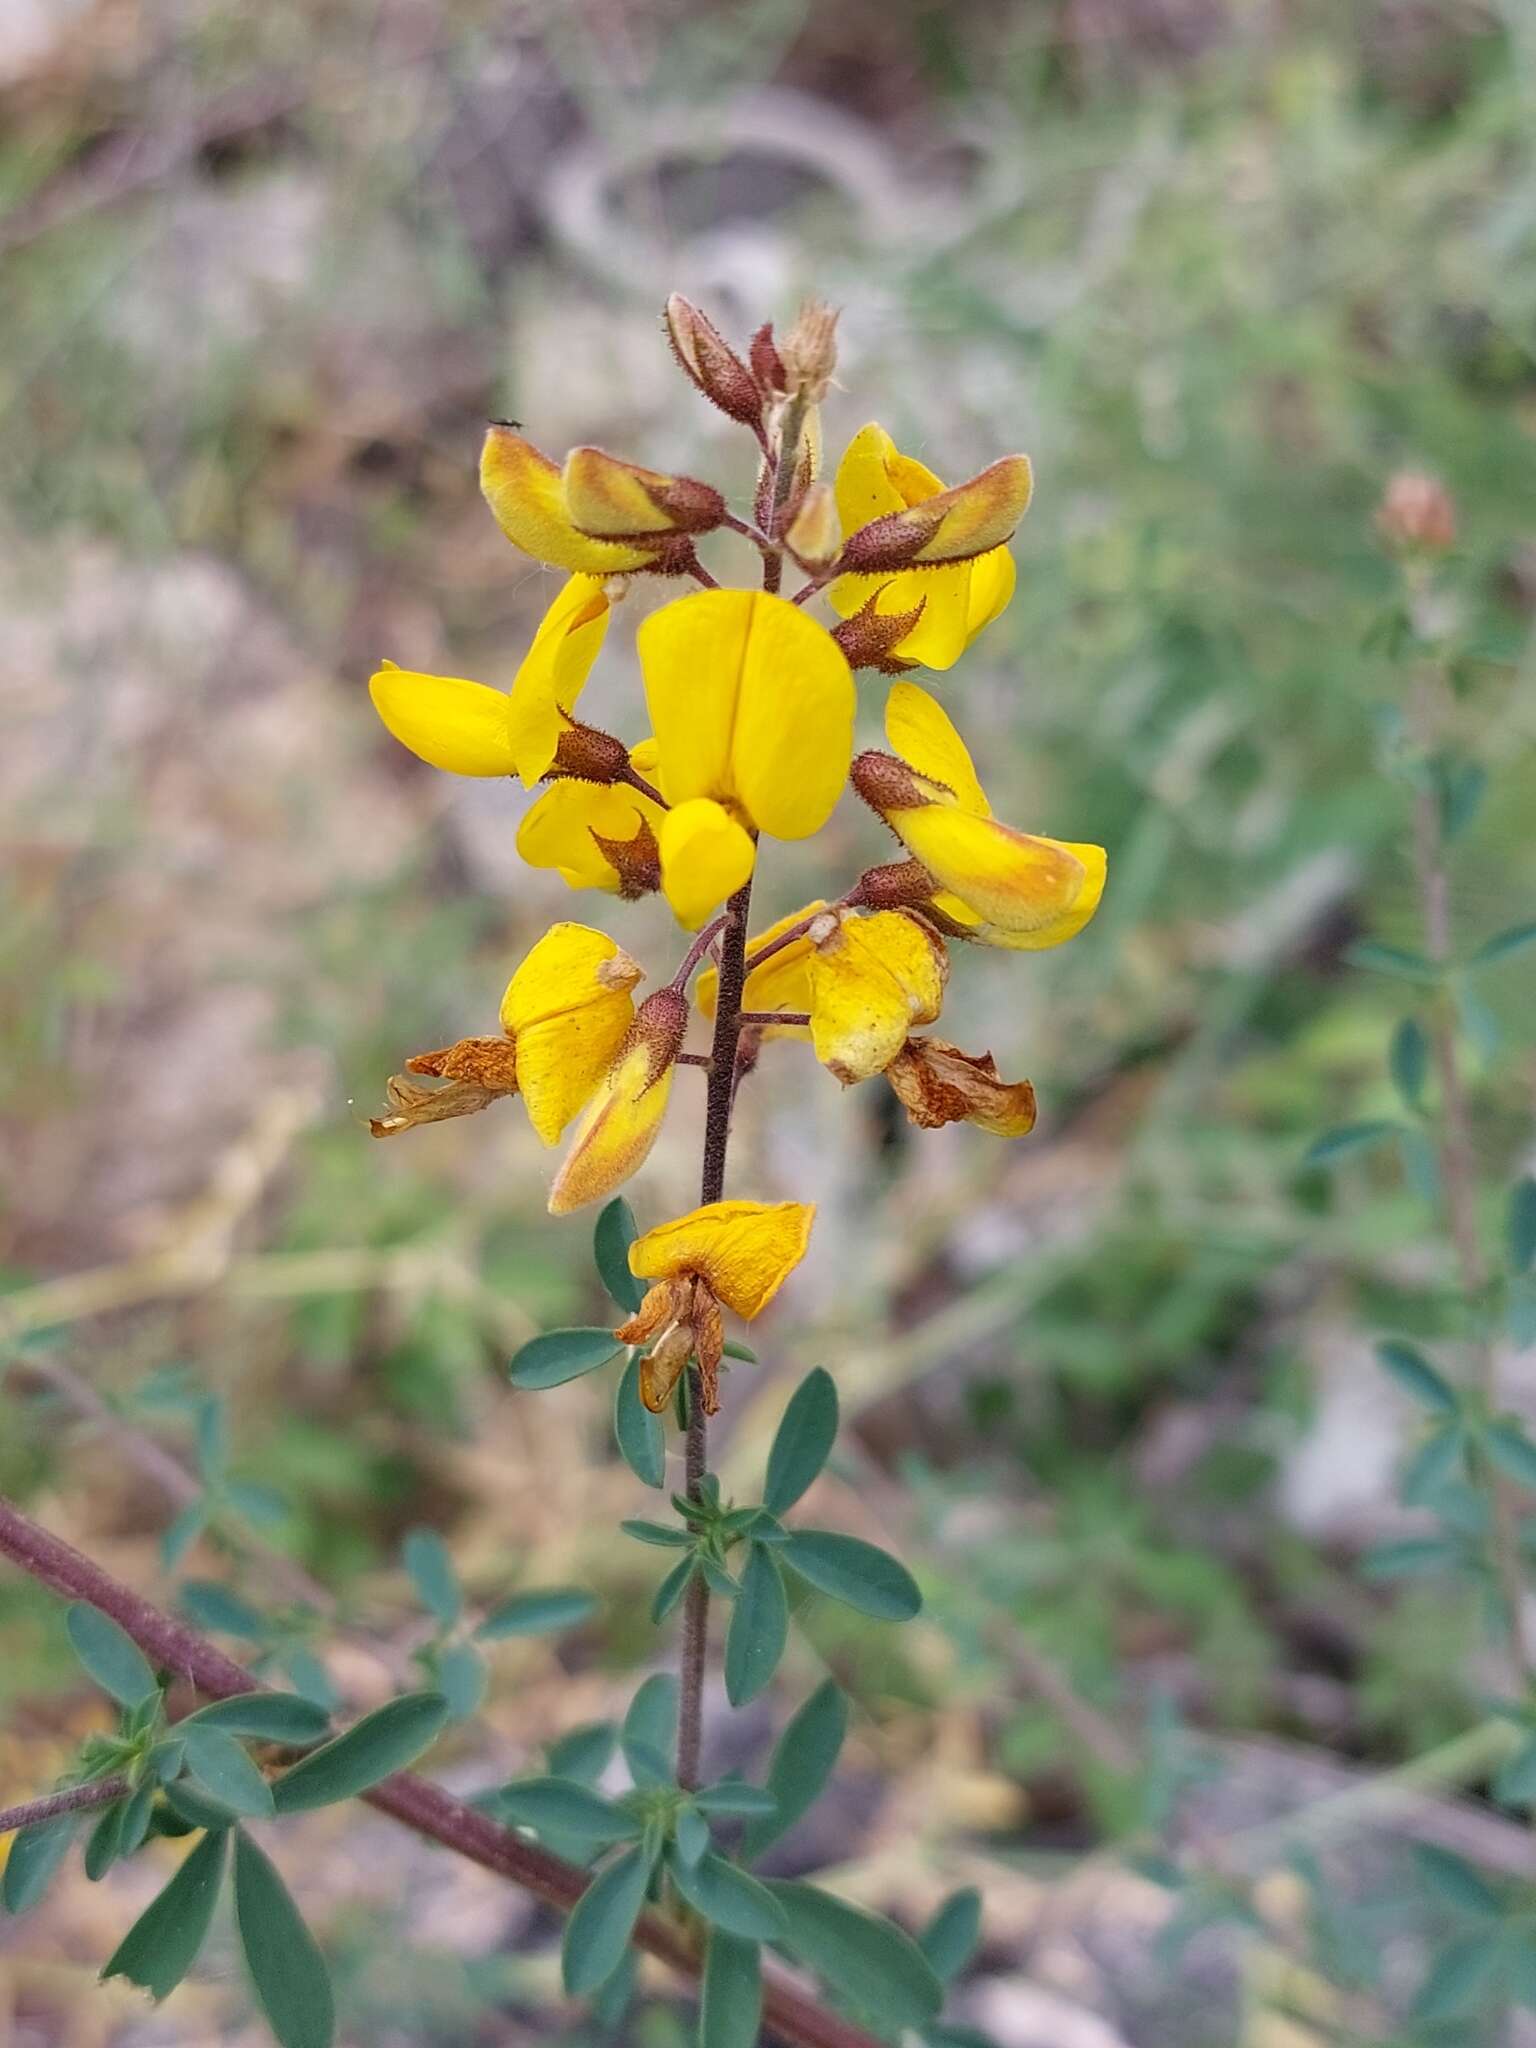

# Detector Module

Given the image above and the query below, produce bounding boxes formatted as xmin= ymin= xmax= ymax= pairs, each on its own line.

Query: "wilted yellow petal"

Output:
xmin=629 ymin=1200 xmax=815 ymax=1320
xmin=807 ymin=910 xmax=948 ymax=1083
xmin=504 ymin=576 xmax=610 ymax=786
xmin=480 ymin=428 xmax=659 ymax=574
xmin=885 ymin=682 xmax=990 ymax=818
xmin=517 ymin=781 xmax=665 ymax=893
xmin=657 ymin=798 xmax=757 ymax=931
xmin=548 ymin=1036 xmax=676 ymax=1215
xmin=886 ymin=1036 xmax=1037 ymax=1137
xmin=639 ymin=591 xmax=854 ymax=840
xmin=369 ymin=662 xmax=516 ymax=777
xmin=892 ymin=808 xmax=1107 ymax=948
xmin=500 ymin=923 xmax=642 ymax=1146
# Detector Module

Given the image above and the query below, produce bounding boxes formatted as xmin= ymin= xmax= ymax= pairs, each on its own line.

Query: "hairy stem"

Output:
xmin=676 ymin=877 xmax=754 ymax=1790
xmin=0 ymin=1493 xmax=878 ymax=2048
xmin=0 ymin=1775 xmax=127 ymax=1834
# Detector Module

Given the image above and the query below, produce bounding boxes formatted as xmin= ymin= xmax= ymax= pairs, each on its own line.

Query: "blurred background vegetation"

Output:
xmin=2 ymin=0 xmax=1535 ymax=2041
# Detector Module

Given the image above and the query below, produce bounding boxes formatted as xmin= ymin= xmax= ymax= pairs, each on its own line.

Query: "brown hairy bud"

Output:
xmin=850 ymin=749 xmax=935 ymax=817
xmin=563 ymin=446 xmax=726 ymax=540
xmin=629 ymin=986 xmax=690 ymax=1083
xmin=550 ymin=720 xmax=631 ymax=784
xmin=846 ymin=858 xmax=940 ymax=911
xmin=1376 ymin=471 xmax=1457 ymax=554
xmin=838 ymin=455 xmax=1032 ymax=572
xmin=664 ymin=294 xmax=764 ymax=433
xmin=778 ymin=299 xmax=839 ymax=406
xmin=885 ymin=1036 xmax=1037 ymax=1137
xmin=749 ymin=321 xmax=786 ymax=396
xmin=831 ymin=587 xmax=928 ymax=673
xmin=589 ymin=814 xmax=663 ymax=901
xmin=784 ymin=482 xmax=840 ymax=569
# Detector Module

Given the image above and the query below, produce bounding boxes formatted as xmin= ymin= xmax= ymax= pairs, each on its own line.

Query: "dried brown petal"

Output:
xmin=885 ymin=1035 xmax=1037 ymax=1138
xmin=368 ymin=1071 xmax=505 ymax=1139
xmin=616 ymin=1276 xmax=691 ymax=1348
xmin=691 ymin=1278 xmax=724 ymax=1417
xmin=405 ymin=1036 xmax=520 ymax=1090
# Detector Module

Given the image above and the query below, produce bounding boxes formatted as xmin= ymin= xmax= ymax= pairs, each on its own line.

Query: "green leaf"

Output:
xmin=66 ymin=1604 xmax=158 ymax=1709
xmin=1484 ymin=1422 xmax=1536 ymax=1491
xmin=615 ymin=1351 xmax=666 ymax=1489
xmin=1414 ymin=1844 xmax=1502 ymax=1918
xmin=226 ymin=1480 xmax=287 ymax=1527
xmin=741 ymin=1680 xmax=847 ymax=1862
xmin=621 ymin=1675 xmax=678 ymax=1788
xmin=117 ymin=1778 xmax=156 ymax=1855
xmin=2 ymin=1813 xmax=78 ymax=1914
xmin=622 ymin=1519 xmax=691 ymax=1548
xmin=1509 ymin=1178 xmax=1536 ymax=1274
xmin=102 ymin=1827 xmax=227 ymax=2001
xmin=163 ymin=1781 xmax=239 ymax=1832
xmin=1456 ymin=982 xmax=1503 ymax=1061
xmin=1471 ymin=920 xmax=1536 ymax=970
xmin=1344 ymin=941 xmax=1439 ymax=983
xmin=1302 ymin=1120 xmax=1402 ymax=1168
xmin=433 ymin=1642 xmax=487 ymax=1721
xmin=762 ymin=1369 xmax=839 ymax=1518
xmin=670 ymin=1850 xmax=786 ymax=1940
xmin=1411 ymin=1932 xmax=1504 ymax=2023
xmin=476 ymin=1588 xmax=597 ymax=1640
xmin=1360 ymin=1537 xmax=1465 ymax=1582
xmin=1510 ymin=1277 xmax=1536 ymax=1350
xmin=495 ymin=1777 xmax=642 ymax=1846
xmin=509 ymin=1327 xmax=623 ymax=1390
xmin=195 ymin=1397 xmax=227 ymax=1482
xmin=1398 ymin=1125 xmax=1440 ymax=1205
xmin=1493 ymin=1738 xmax=1536 ymax=1809
xmin=652 ymin=1553 xmax=698 ymax=1624
xmin=1375 ymin=1339 xmax=1458 ymax=1414
xmin=1388 ymin=1017 xmax=1430 ymax=1113
xmin=725 ymin=1544 xmax=788 ymax=1708
xmin=767 ymin=1880 xmax=943 ymax=2031
xmin=161 ymin=1503 xmax=208 ymax=1570
xmin=781 ymin=1530 xmax=921 ymax=1621
xmin=83 ymin=1800 xmax=126 ymax=1880
xmin=183 ymin=1694 xmax=331 ymax=1746
xmin=180 ymin=1581 xmax=269 ymax=1639
xmin=547 ymin=1723 xmax=617 ymax=1784
xmin=283 ymin=1649 xmax=339 ymax=1712
xmin=694 ymin=1781 xmax=777 ymax=1819
xmin=594 ymin=1946 xmax=637 ymax=2029
xmin=233 ymin=1830 xmax=336 ymax=2048
xmin=180 ymin=1723 xmax=275 ymax=1818
xmin=1400 ymin=1423 xmax=1466 ymax=1505
xmin=700 ymin=1929 xmax=763 ymax=2048
xmin=594 ymin=1198 xmax=644 ymax=1314
xmin=562 ymin=1845 xmax=651 ymax=1996
xmin=722 ymin=1339 xmax=757 ymax=1363
xmin=919 ymin=1887 xmax=982 ymax=1981
xmin=271 ymin=1692 xmax=449 ymax=1813
xmin=403 ymin=1528 xmax=461 ymax=1628
xmin=1435 ymin=756 xmax=1487 ymax=843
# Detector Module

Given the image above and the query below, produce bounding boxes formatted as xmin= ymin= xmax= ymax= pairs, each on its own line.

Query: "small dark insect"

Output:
xmin=488 ymin=417 xmax=524 ymax=431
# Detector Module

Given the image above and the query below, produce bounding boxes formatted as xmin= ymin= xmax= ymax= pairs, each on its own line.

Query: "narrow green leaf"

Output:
xmin=675 ymin=1805 xmax=711 ymax=1867
xmin=622 ymin=1519 xmax=691 ymax=1548
xmin=476 ymin=1588 xmax=597 ymax=1640
xmin=161 ymin=1503 xmax=208 ymax=1570
xmin=722 ymin=1339 xmax=757 ymax=1363
xmin=195 ymin=1397 xmax=227 ymax=1482
xmin=1435 ymin=756 xmax=1487 ymax=843
xmin=1510 ymin=1277 xmax=1536 ymax=1350
xmin=2 ymin=1813 xmax=78 ymax=1914
xmin=433 ymin=1642 xmax=487 ymax=1721
xmin=1400 ymin=1423 xmax=1466 ymax=1505
xmin=1398 ymin=1125 xmax=1441 ymax=1205
xmin=66 ymin=1605 xmax=157 ymax=1710
xmin=1485 ymin=1422 xmax=1536 ymax=1491
xmin=694 ymin=1781 xmax=777 ymax=1819
xmin=615 ymin=1351 xmax=666 ymax=1489
xmin=148 ymin=1739 xmax=186 ymax=1782
xmin=562 ymin=1845 xmax=650 ymax=1996
xmin=1471 ymin=921 xmax=1536 ymax=970
xmin=283 ymin=1648 xmax=338 ymax=1712
xmin=1388 ymin=1017 xmax=1430 ymax=1112
xmin=1411 ymin=1932 xmax=1504 ymax=2023
xmin=509 ymin=1327 xmax=623 ymax=1390
xmin=1374 ymin=1339 xmax=1458 ymax=1415
xmin=183 ymin=1694 xmax=331 ymax=1745
xmin=595 ymin=1199 xmax=644 ymax=1314
xmin=164 ymin=1782 xmax=239 ymax=1832
xmin=180 ymin=1723 xmax=275 ymax=1818
xmin=547 ymin=1723 xmax=617 ymax=1784
xmin=83 ymin=1800 xmax=126 ymax=1881
xmin=919 ymin=1887 xmax=982 ymax=1981
xmin=741 ymin=1680 xmax=848 ymax=1862
xmin=233 ymin=1831 xmax=336 ymax=2048
xmin=117 ymin=1778 xmax=156 ymax=1855
xmin=725 ymin=1544 xmax=788 ymax=1708
xmin=1302 ymin=1120 xmax=1402 ymax=1168
xmin=495 ymin=1777 xmax=642 ymax=1845
xmin=226 ymin=1479 xmax=287 ymax=1528
xmin=271 ymin=1692 xmax=449 ymax=1813
xmin=652 ymin=1553 xmax=698 ymax=1624
xmin=594 ymin=1945 xmax=637 ymax=2029
xmin=1344 ymin=940 xmax=1439 ymax=982
xmin=781 ymin=1530 xmax=921 ymax=1621
xmin=763 ymin=1369 xmax=839 ymax=1518
xmin=1509 ymin=1178 xmax=1536 ymax=1274
xmin=1493 ymin=1739 xmax=1536 ymax=1809
xmin=1456 ymin=982 xmax=1503 ymax=1061
xmin=1359 ymin=1537 xmax=1465 ymax=1581
xmin=700 ymin=1929 xmax=762 ymax=2048
xmin=402 ymin=1528 xmax=461 ymax=1629
xmin=102 ymin=1827 xmax=227 ymax=2001
xmin=767 ymin=1879 xmax=943 ymax=2031
xmin=621 ymin=1675 xmax=678 ymax=1788
xmin=670 ymin=1850 xmax=786 ymax=1940
xmin=180 ymin=1581 xmax=269 ymax=1639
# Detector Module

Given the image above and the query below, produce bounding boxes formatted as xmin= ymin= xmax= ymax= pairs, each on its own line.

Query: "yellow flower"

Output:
xmin=517 ymin=765 xmax=666 ymax=901
xmin=884 ymin=1036 xmax=1037 ymax=1137
xmin=638 ymin=590 xmax=855 ymax=928
xmin=481 ymin=427 xmax=723 ymax=575
xmin=370 ymin=924 xmax=641 ymax=1144
xmin=805 ymin=908 xmax=947 ymax=1084
xmin=852 ymin=682 xmax=1105 ymax=950
xmin=369 ymin=575 xmax=609 ymax=782
xmin=827 ymin=424 xmax=1027 ymax=671
xmin=547 ymin=990 xmax=688 ymax=1215
xmin=698 ymin=902 xmax=826 ymax=1039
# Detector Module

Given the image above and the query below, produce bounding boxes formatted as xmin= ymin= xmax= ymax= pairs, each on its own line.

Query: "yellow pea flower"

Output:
xmin=884 ymin=1036 xmax=1037 ymax=1137
xmin=619 ymin=1199 xmax=816 ymax=1412
xmin=805 ymin=908 xmax=948 ymax=1084
xmin=697 ymin=902 xmax=826 ymax=1039
xmin=369 ymin=575 xmax=609 ymax=782
xmin=547 ymin=990 xmax=688 ymax=1215
xmin=517 ymin=749 xmax=666 ymax=899
xmin=638 ymin=590 xmax=855 ymax=927
xmin=481 ymin=426 xmax=724 ymax=575
xmin=852 ymin=682 xmax=1106 ymax=950
xmin=827 ymin=423 xmax=1027 ymax=671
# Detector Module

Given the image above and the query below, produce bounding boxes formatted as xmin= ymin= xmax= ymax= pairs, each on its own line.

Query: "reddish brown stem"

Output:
xmin=0 ymin=1776 xmax=127 ymax=1834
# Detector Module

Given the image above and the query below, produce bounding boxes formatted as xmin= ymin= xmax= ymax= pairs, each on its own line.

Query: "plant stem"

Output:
xmin=0 ymin=1776 xmax=127 ymax=1834
xmin=0 ymin=1492 xmax=878 ymax=2048
xmin=676 ymin=876 xmax=754 ymax=1790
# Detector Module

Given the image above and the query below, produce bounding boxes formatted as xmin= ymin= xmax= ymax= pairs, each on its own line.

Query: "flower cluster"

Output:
xmin=368 ymin=295 xmax=1105 ymax=1401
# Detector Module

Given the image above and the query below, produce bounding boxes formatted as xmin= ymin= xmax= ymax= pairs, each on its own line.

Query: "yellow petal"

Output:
xmin=504 ymin=576 xmax=610 ymax=786
xmin=517 ymin=781 xmax=665 ymax=893
xmin=807 ymin=910 xmax=948 ymax=1084
xmin=657 ymin=798 xmax=757 ymax=931
xmin=905 ymin=456 xmax=1032 ymax=564
xmin=548 ymin=1038 xmax=676 ymax=1215
xmin=885 ymin=681 xmax=990 ymax=817
xmin=832 ymin=422 xmax=937 ymax=532
xmin=965 ymin=546 xmax=1016 ymax=644
xmin=480 ymin=427 xmax=658 ymax=574
xmin=698 ymin=901 xmax=826 ymax=1024
xmin=500 ymin=923 xmax=642 ymax=1146
xmin=827 ymin=564 xmax=974 ymax=671
xmin=562 ymin=447 xmax=722 ymax=538
xmin=893 ymin=807 xmax=1107 ymax=947
xmin=629 ymin=1200 xmax=816 ymax=1319
xmin=639 ymin=590 xmax=854 ymax=840
xmin=369 ymin=662 xmax=515 ymax=776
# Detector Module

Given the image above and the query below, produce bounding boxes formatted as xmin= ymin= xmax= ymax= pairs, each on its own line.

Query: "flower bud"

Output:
xmin=831 ymin=587 xmax=927 ymax=673
xmin=777 ymin=299 xmax=839 ymax=406
xmin=850 ymin=748 xmax=938 ymax=815
xmin=838 ymin=454 xmax=1032 ymax=572
xmin=664 ymin=294 xmax=764 ymax=433
xmin=885 ymin=1036 xmax=1037 ymax=1137
xmin=749 ymin=321 xmax=786 ymax=397
xmin=784 ymin=482 xmax=840 ymax=570
xmin=1376 ymin=471 xmax=1457 ymax=554
xmin=549 ymin=719 xmax=632 ymax=784
xmin=846 ymin=858 xmax=939 ymax=911
xmin=563 ymin=446 xmax=725 ymax=540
